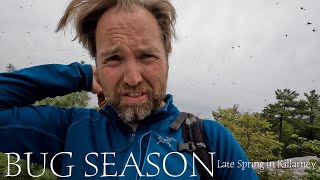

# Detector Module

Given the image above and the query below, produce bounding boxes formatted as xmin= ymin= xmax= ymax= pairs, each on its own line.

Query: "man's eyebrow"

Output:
xmin=99 ymin=45 xmax=121 ymax=59
xmin=135 ymin=46 xmax=160 ymax=54
xmin=98 ymin=45 xmax=161 ymax=59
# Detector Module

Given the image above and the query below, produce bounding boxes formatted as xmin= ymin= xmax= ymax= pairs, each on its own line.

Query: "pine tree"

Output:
xmin=262 ymin=89 xmax=300 ymax=142
xmin=304 ymin=90 xmax=320 ymax=125
xmin=297 ymin=90 xmax=320 ymax=140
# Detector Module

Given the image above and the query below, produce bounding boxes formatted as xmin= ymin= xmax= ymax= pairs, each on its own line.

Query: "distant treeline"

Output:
xmin=214 ymin=88 xmax=320 ymax=161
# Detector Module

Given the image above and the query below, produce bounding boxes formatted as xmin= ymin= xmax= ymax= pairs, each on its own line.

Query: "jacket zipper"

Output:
xmin=118 ymin=133 xmax=136 ymax=152
xmin=129 ymin=133 xmax=136 ymax=142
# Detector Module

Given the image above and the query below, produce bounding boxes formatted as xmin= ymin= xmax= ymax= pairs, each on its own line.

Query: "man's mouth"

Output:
xmin=126 ymin=92 xmax=143 ymax=97
xmin=121 ymin=92 xmax=148 ymax=104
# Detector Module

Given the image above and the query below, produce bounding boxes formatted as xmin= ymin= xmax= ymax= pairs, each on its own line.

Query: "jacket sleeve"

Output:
xmin=0 ymin=62 xmax=93 ymax=165
xmin=0 ymin=62 xmax=92 ymax=107
xmin=203 ymin=120 xmax=259 ymax=180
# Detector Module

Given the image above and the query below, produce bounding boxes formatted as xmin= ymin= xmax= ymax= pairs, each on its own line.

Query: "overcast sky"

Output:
xmin=0 ymin=0 xmax=319 ymax=119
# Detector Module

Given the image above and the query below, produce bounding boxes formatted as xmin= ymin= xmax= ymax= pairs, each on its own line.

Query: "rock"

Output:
xmin=254 ymin=156 xmax=319 ymax=177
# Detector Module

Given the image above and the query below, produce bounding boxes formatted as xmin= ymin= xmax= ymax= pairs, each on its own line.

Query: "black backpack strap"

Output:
xmin=196 ymin=117 xmax=205 ymax=141
xmin=186 ymin=114 xmax=214 ymax=180
xmin=169 ymin=112 xmax=215 ymax=179
xmin=169 ymin=112 xmax=188 ymax=130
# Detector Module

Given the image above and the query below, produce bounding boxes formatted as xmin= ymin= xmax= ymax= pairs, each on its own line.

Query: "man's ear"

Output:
xmin=97 ymin=91 xmax=107 ymax=108
xmin=95 ymin=65 xmax=107 ymax=108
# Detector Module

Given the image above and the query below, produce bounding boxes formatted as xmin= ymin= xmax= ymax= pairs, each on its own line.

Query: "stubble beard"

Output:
xmin=105 ymin=79 xmax=167 ymax=124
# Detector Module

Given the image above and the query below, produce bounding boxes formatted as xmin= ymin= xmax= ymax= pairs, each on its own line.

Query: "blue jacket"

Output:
xmin=0 ymin=63 xmax=258 ymax=179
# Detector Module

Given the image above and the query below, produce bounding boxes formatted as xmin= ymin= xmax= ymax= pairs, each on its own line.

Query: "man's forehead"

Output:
xmin=96 ymin=9 xmax=160 ymax=37
xmin=96 ymin=29 xmax=163 ymax=59
xmin=95 ymin=6 xmax=167 ymax=59
xmin=97 ymin=6 xmax=158 ymax=31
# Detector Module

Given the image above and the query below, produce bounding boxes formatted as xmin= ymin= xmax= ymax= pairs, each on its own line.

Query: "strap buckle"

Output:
xmin=178 ymin=142 xmax=196 ymax=152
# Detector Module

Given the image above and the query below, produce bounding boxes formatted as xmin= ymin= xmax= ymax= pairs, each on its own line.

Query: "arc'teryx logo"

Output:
xmin=157 ymin=136 xmax=176 ymax=147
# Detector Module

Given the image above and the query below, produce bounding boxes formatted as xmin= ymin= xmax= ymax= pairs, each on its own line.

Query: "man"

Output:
xmin=0 ymin=0 xmax=258 ymax=179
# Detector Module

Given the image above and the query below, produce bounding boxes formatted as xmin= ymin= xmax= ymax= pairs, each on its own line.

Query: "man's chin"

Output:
xmin=117 ymin=105 xmax=152 ymax=124
xmin=111 ymin=94 xmax=164 ymax=123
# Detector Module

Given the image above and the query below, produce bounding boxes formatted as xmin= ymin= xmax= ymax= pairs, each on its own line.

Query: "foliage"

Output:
xmin=0 ymin=153 xmax=57 ymax=179
xmin=304 ymin=90 xmax=320 ymax=125
xmin=262 ymin=89 xmax=320 ymax=158
xmin=300 ymin=90 xmax=320 ymax=140
xmin=303 ymin=160 xmax=320 ymax=180
xmin=256 ymin=159 xmax=320 ymax=180
xmin=288 ymin=134 xmax=320 ymax=157
xmin=256 ymin=168 xmax=297 ymax=180
xmin=213 ymin=105 xmax=283 ymax=161
xmin=262 ymin=89 xmax=300 ymax=142
xmin=35 ymin=91 xmax=90 ymax=108
xmin=256 ymin=169 xmax=271 ymax=180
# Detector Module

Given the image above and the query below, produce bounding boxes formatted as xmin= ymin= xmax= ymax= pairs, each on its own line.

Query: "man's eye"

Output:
xmin=106 ymin=55 xmax=122 ymax=61
xmin=103 ymin=55 xmax=123 ymax=66
xmin=139 ymin=54 xmax=155 ymax=60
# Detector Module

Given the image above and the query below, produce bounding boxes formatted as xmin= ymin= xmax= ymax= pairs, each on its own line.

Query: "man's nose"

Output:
xmin=123 ymin=59 xmax=142 ymax=86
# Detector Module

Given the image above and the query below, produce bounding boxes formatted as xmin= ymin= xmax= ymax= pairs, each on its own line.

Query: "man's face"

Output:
xmin=95 ymin=6 xmax=168 ymax=123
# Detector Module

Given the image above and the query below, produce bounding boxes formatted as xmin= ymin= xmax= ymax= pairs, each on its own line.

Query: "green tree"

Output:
xmin=262 ymin=89 xmax=300 ymax=142
xmin=298 ymin=90 xmax=320 ymax=140
xmin=304 ymin=90 xmax=320 ymax=125
xmin=35 ymin=91 xmax=90 ymax=108
xmin=213 ymin=106 xmax=283 ymax=161
xmin=287 ymin=134 xmax=320 ymax=157
xmin=303 ymin=159 xmax=320 ymax=180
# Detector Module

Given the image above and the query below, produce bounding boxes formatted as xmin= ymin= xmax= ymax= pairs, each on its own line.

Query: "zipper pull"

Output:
xmin=129 ymin=133 xmax=135 ymax=143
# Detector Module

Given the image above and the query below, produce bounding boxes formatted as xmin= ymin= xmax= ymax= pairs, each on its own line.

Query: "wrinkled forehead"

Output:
xmin=96 ymin=6 xmax=161 ymax=36
xmin=95 ymin=7 xmax=165 ymax=57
